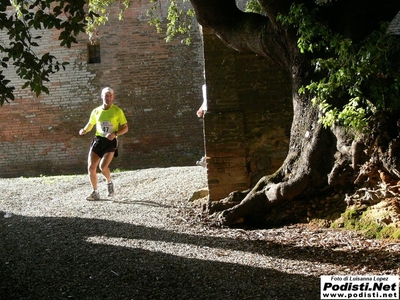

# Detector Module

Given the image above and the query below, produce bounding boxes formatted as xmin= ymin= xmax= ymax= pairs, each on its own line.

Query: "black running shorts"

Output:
xmin=90 ymin=136 xmax=117 ymax=158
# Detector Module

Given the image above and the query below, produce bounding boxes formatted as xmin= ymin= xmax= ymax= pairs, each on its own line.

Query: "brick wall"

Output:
xmin=0 ymin=1 xmax=205 ymax=177
xmin=202 ymin=28 xmax=293 ymax=201
xmin=1 ymin=2 xmax=293 ymax=203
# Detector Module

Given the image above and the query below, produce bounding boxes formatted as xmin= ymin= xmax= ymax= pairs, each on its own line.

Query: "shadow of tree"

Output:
xmin=0 ymin=213 xmax=319 ymax=300
xmin=1 ymin=212 xmax=397 ymax=299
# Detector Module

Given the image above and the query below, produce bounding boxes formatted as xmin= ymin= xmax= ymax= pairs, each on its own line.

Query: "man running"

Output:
xmin=79 ymin=87 xmax=128 ymax=200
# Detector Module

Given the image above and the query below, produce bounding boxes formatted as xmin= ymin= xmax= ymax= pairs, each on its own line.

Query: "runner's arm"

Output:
xmin=116 ymin=123 xmax=128 ymax=136
xmin=79 ymin=123 xmax=95 ymax=135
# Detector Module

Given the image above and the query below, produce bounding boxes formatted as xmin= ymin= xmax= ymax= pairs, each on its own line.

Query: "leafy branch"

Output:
xmin=1 ymin=0 xmax=98 ymax=105
xmin=147 ymin=0 xmax=195 ymax=45
xmin=278 ymin=3 xmax=400 ymax=133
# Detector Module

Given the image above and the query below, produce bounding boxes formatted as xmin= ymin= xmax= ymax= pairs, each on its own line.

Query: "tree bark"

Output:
xmin=190 ymin=0 xmax=400 ymax=227
xmin=190 ymin=0 xmax=294 ymax=68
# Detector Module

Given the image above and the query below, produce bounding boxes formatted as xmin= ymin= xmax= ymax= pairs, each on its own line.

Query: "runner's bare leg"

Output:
xmin=88 ymin=151 xmax=101 ymax=190
xmin=99 ymin=151 xmax=115 ymax=183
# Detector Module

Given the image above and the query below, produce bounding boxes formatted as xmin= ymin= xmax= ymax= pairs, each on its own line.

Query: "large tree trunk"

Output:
xmin=214 ymin=106 xmax=400 ymax=227
xmin=190 ymin=0 xmax=400 ymax=227
xmin=214 ymin=87 xmax=344 ymax=226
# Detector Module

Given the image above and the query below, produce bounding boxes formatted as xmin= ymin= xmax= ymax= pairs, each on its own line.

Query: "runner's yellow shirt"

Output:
xmin=88 ymin=104 xmax=127 ymax=137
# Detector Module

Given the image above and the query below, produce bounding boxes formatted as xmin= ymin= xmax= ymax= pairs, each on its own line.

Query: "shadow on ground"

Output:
xmin=1 ymin=212 xmax=395 ymax=300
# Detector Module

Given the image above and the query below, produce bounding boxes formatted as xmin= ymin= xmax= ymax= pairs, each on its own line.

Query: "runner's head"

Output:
xmin=101 ymin=87 xmax=114 ymax=109
xmin=101 ymin=87 xmax=114 ymax=98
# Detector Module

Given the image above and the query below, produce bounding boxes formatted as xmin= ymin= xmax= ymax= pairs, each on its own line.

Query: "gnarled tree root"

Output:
xmin=219 ymin=190 xmax=270 ymax=227
xmin=217 ymin=173 xmax=311 ymax=227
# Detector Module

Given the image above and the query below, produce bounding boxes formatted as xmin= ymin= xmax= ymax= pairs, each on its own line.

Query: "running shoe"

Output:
xmin=107 ymin=182 xmax=115 ymax=197
xmin=86 ymin=190 xmax=100 ymax=201
xmin=196 ymin=156 xmax=206 ymax=167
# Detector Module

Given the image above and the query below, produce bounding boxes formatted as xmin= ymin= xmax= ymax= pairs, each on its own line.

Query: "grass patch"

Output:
xmin=331 ymin=205 xmax=399 ymax=240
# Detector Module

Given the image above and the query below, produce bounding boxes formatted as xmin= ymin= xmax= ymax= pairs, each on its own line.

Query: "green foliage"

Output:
xmin=1 ymin=0 xmax=98 ymax=105
xmin=86 ymin=0 xmax=130 ymax=37
xmin=278 ymin=3 xmax=400 ymax=133
xmin=147 ymin=0 xmax=195 ymax=45
xmin=245 ymin=0 xmax=264 ymax=14
xmin=1 ymin=0 xmax=196 ymax=105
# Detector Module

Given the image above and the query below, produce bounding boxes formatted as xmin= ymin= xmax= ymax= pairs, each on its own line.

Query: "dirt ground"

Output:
xmin=0 ymin=166 xmax=399 ymax=300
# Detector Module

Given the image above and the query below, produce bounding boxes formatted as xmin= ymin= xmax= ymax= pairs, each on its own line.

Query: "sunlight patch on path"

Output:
xmin=85 ymin=236 xmax=338 ymax=276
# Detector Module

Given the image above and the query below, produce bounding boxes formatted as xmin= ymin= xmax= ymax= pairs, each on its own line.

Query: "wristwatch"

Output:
xmin=114 ymin=131 xmax=118 ymax=138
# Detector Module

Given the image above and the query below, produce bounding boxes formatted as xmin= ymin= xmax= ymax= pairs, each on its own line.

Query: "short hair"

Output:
xmin=101 ymin=87 xmax=114 ymax=97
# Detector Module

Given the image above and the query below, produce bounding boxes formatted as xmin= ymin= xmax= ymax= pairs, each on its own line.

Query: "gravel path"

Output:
xmin=0 ymin=166 xmax=399 ymax=300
